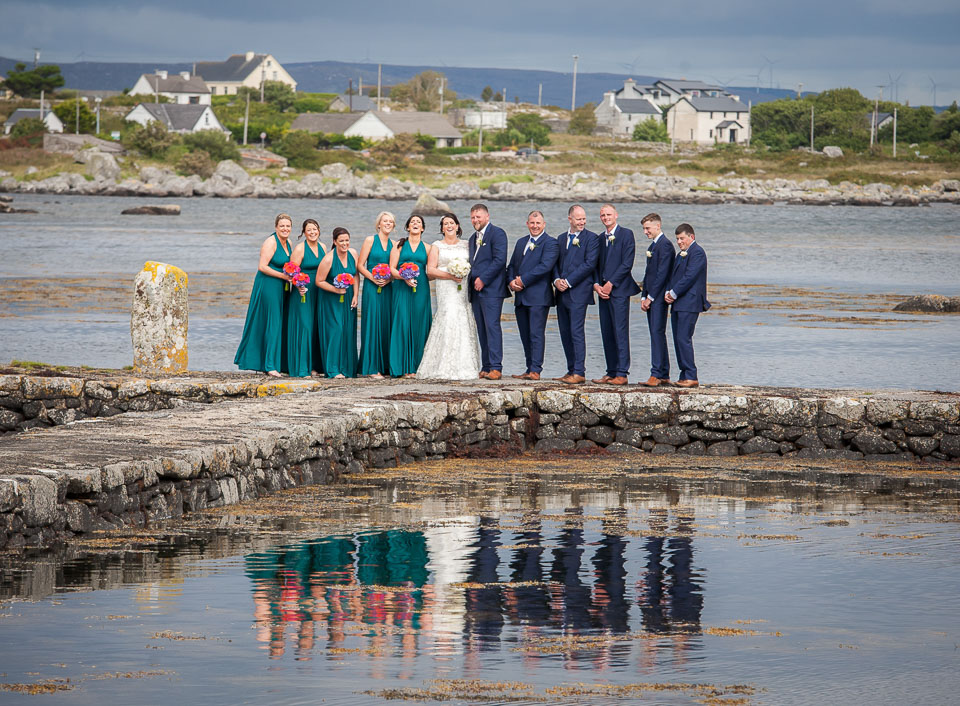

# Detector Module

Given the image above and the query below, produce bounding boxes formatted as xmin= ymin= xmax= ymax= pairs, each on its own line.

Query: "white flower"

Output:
xmin=607 ymin=234 xmax=616 ymax=243
xmin=571 ymin=237 xmax=580 ymax=246
xmin=680 ymin=250 xmax=688 ymax=257
xmin=646 ymin=250 xmax=653 ymax=258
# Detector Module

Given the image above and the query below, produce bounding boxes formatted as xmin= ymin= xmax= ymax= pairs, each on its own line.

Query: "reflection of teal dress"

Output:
xmin=356 ymin=530 xmax=429 ymax=587
xmin=388 ymin=239 xmax=432 ymax=377
xmin=285 ymin=242 xmax=325 ymax=377
xmin=235 ymin=233 xmax=291 ymax=373
xmin=358 ymin=236 xmax=393 ymax=376
xmin=319 ymin=250 xmax=358 ymax=378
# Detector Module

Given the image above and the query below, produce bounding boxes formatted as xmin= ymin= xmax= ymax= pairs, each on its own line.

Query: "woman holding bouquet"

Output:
xmin=285 ymin=219 xmax=326 ymax=377
xmin=357 ymin=211 xmax=396 ymax=378
xmin=235 ymin=213 xmax=295 ymax=377
xmin=316 ymin=227 xmax=358 ymax=378
xmin=388 ymin=214 xmax=432 ymax=377
xmin=416 ymin=213 xmax=481 ymax=380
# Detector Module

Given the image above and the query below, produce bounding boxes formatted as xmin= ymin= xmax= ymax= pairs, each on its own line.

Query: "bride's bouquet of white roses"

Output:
xmin=446 ymin=258 xmax=471 ymax=291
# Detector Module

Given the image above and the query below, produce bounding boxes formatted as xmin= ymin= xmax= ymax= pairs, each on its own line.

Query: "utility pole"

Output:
xmin=349 ymin=79 xmax=353 ymax=111
xmin=243 ymin=91 xmax=250 ymax=145
xmin=670 ymin=104 xmax=676 ymax=155
xmin=75 ymin=96 xmax=80 ymax=134
xmin=747 ymin=100 xmax=752 ymax=147
xmin=893 ymin=108 xmax=897 ymax=158
xmin=870 ymin=89 xmax=881 ymax=147
xmin=478 ymin=121 xmax=483 ymax=155
xmin=359 ymin=76 xmax=363 ymax=95
xmin=95 ymin=96 xmax=101 ymax=135
xmin=260 ymin=62 xmax=265 ymax=103
xmin=502 ymin=87 xmax=506 ymax=126
xmin=377 ymin=63 xmax=382 ymax=111
xmin=39 ymin=90 xmax=44 ymax=121
xmin=33 ymin=48 xmax=40 ymax=69
xmin=810 ymin=105 xmax=814 ymax=150
xmin=538 ymin=83 xmax=542 ymax=108
xmin=439 ymin=76 xmax=444 ymax=114
xmin=571 ymin=55 xmax=579 ymax=111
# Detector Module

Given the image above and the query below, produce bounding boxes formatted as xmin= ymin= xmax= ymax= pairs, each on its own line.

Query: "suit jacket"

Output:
xmin=554 ymin=229 xmax=600 ymax=307
xmin=468 ymin=223 xmax=509 ymax=299
xmin=507 ymin=233 xmax=559 ymax=307
xmin=641 ymin=233 xmax=676 ymax=302
xmin=669 ymin=240 xmax=711 ymax=313
xmin=597 ymin=225 xmax=642 ymax=298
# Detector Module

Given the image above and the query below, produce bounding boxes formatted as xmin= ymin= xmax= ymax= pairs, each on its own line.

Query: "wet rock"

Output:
xmin=851 ymin=430 xmax=897 ymax=455
xmin=651 ymin=443 xmax=676 ymax=454
xmin=740 ymin=436 xmax=781 ymax=455
xmin=652 ymin=426 xmax=689 ymax=446
xmin=131 ymin=261 xmax=189 ymax=374
xmin=411 ymin=192 xmax=451 ymax=216
xmin=121 ymin=204 xmax=181 ymax=215
xmin=940 ymin=434 xmax=960 ymax=458
xmin=605 ymin=442 xmax=643 ymax=454
xmin=678 ymin=440 xmax=707 ymax=455
xmin=535 ymin=438 xmax=575 ymax=452
xmin=893 ymin=295 xmax=960 ymax=313
xmin=796 ymin=447 xmax=863 ymax=460
xmin=906 ymin=436 xmax=939 ymax=456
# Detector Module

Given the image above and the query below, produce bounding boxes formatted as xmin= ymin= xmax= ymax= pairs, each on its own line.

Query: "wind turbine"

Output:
xmin=618 ymin=55 xmax=644 ymax=75
xmin=761 ymin=55 xmax=779 ymax=89
xmin=928 ymin=76 xmax=937 ymax=108
xmin=888 ymin=72 xmax=903 ymax=103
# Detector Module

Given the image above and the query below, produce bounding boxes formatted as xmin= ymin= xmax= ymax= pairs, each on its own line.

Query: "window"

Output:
xmin=204 ymin=113 xmax=209 ymax=125
xmin=710 ymin=112 xmax=713 ymax=119
xmin=266 ymin=60 xmax=271 ymax=67
xmin=211 ymin=86 xmax=217 ymax=95
xmin=272 ymin=71 xmax=277 ymax=80
xmin=709 ymin=129 xmax=713 ymax=138
xmin=189 ymin=96 xmax=199 ymax=104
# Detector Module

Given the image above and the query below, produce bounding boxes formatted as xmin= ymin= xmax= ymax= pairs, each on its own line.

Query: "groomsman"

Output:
xmin=553 ymin=204 xmax=599 ymax=384
xmin=507 ymin=210 xmax=559 ymax=380
xmin=665 ymin=223 xmax=710 ymax=387
xmin=468 ymin=203 xmax=509 ymax=380
xmin=639 ymin=213 xmax=676 ymax=387
xmin=593 ymin=204 xmax=641 ymax=385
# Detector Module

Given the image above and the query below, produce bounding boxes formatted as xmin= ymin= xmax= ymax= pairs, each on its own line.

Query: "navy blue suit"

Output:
xmin=596 ymin=225 xmax=641 ymax=378
xmin=507 ymin=233 xmax=559 ymax=374
xmin=668 ymin=240 xmax=710 ymax=381
xmin=553 ymin=229 xmax=599 ymax=376
xmin=641 ymin=233 xmax=676 ymax=379
xmin=469 ymin=223 xmax=509 ymax=372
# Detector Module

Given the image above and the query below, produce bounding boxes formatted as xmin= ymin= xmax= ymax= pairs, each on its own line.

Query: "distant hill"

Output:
xmin=0 ymin=55 xmax=802 ymax=107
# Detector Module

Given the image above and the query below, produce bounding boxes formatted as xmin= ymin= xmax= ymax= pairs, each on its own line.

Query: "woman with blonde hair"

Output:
xmin=357 ymin=211 xmax=396 ymax=378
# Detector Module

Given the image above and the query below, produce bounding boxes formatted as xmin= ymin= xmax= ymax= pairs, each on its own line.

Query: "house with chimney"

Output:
xmin=291 ymin=110 xmax=462 ymax=147
xmin=124 ymin=103 xmax=228 ymax=134
xmin=594 ymin=88 xmax=661 ymax=135
xmin=130 ymin=70 xmax=210 ymax=104
xmin=665 ymin=95 xmax=750 ymax=144
xmin=194 ymin=52 xmax=296 ymax=96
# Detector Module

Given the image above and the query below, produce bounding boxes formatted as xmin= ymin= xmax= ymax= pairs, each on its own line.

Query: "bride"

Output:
xmin=416 ymin=213 xmax=482 ymax=380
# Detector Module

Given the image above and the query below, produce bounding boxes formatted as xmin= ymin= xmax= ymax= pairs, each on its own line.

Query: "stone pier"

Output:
xmin=0 ymin=373 xmax=957 ymax=549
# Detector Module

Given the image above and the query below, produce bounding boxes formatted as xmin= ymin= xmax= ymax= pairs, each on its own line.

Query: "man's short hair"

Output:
xmin=675 ymin=223 xmax=695 ymax=237
xmin=470 ymin=203 xmax=489 ymax=214
xmin=641 ymin=213 xmax=661 ymax=225
xmin=527 ymin=210 xmax=544 ymax=220
xmin=568 ymin=204 xmax=585 ymax=216
xmin=600 ymin=203 xmax=617 ymax=212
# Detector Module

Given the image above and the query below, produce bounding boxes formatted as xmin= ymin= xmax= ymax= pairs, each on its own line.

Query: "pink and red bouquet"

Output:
xmin=333 ymin=273 xmax=355 ymax=302
xmin=282 ymin=262 xmax=301 ymax=291
xmin=292 ymin=271 xmax=311 ymax=302
xmin=398 ymin=262 xmax=420 ymax=293
xmin=371 ymin=263 xmax=392 ymax=293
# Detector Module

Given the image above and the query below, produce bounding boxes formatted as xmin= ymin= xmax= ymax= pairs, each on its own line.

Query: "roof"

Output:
xmin=333 ymin=94 xmax=375 ymax=111
xmin=289 ymin=112 xmax=363 ymax=134
xmin=4 ymin=108 xmax=59 ymax=126
xmin=144 ymin=73 xmax=210 ymax=94
xmin=656 ymin=79 xmax=724 ymax=93
xmin=615 ymin=98 xmax=660 ymax=115
xmin=195 ymin=54 xmax=266 ymax=83
xmin=680 ymin=96 xmax=748 ymax=112
xmin=715 ymin=120 xmax=743 ymax=129
xmin=130 ymin=103 xmax=212 ymax=131
xmin=375 ymin=111 xmax=462 ymax=139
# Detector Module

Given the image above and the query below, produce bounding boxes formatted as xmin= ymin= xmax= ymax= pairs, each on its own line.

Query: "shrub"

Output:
xmin=177 ymin=149 xmax=214 ymax=177
xmin=568 ymin=103 xmax=597 ymax=135
xmin=53 ymin=99 xmax=96 ymax=133
xmin=182 ymin=129 xmax=240 ymax=161
xmin=274 ymin=130 xmax=320 ymax=169
xmin=632 ymin=118 xmax=668 ymax=143
xmin=506 ymin=113 xmax=551 ymax=147
xmin=123 ymin=121 xmax=180 ymax=158
xmin=10 ymin=117 xmax=46 ymax=139
xmin=368 ymin=133 xmax=424 ymax=166
xmin=414 ymin=132 xmax=436 ymax=150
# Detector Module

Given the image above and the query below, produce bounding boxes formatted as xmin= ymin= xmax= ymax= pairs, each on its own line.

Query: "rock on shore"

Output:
xmin=121 ymin=204 xmax=181 ymax=215
xmin=893 ymin=295 xmax=960 ymax=313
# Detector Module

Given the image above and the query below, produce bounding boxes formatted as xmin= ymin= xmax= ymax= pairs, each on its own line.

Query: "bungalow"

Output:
xmin=665 ymin=95 xmax=750 ymax=144
xmin=289 ymin=113 xmax=367 ymax=135
xmin=3 ymin=108 xmax=64 ymax=135
xmin=291 ymin=110 xmax=463 ymax=147
xmin=129 ymin=70 xmax=211 ymax=105
xmin=447 ymin=108 xmax=507 ymax=130
xmin=327 ymin=94 xmax=375 ymax=112
xmin=194 ymin=52 xmax=296 ymax=96
xmin=124 ymin=103 xmax=228 ymax=134
xmin=594 ymin=91 xmax=661 ymax=135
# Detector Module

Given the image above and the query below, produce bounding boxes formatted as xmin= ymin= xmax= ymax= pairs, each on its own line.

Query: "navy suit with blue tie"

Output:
xmin=468 ymin=223 xmax=509 ymax=373
xmin=507 ymin=232 xmax=559 ymax=374
xmin=667 ymin=240 xmax=710 ymax=381
xmin=553 ymin=229 xmax=600 ymax=377
xmin=641 ymin=233 xmax=676 ymax=380
xmin=596 ymin=225 xmax=641 ymax=378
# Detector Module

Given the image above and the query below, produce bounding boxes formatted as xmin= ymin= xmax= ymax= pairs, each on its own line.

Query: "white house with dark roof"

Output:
xmin=124 ymin=103 xmax=228 ymax=134
xmin=129 ymin=70 xmax=211 ymax=104
xmin=3 ymin=108 xmax=64 ymax=135
xmin=665 ymin=95 xmax=750 ymax=144
xmin=290 ymin=110 xmax=462 ymax=147
xmin=194 ymin=52 xmax=296 ymax=96
xmin=594 ymin=90 xmax=661 ymax=135
xmin=290 ymin=112 xmax=366 ymax=135
xmin=327 ymin=94 xmax=376 ymax=112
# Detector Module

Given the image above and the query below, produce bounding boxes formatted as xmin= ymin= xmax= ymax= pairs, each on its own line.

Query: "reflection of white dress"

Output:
xmin=416 ymin=240 xmax=481 ymax=380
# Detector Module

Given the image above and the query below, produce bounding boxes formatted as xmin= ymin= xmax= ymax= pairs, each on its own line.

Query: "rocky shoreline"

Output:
xmin=3 ymin=155 xmax=959 ymax=207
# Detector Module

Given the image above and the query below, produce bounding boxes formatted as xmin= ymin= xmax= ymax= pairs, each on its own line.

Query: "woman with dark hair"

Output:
xmin=235 ymin=213 xmax=295 ymax=377
xmin=388 ymin=214 xmax=433 ymax=377
xmin=286 ymin=218 xmax=325 ymax=377
xmin=357 ymin=211 xmax=396 ymax=378
xmin=316 ymin=227 xmax=358 ymax=378
xmin=416 ymin=213 xmax=481 ymax=379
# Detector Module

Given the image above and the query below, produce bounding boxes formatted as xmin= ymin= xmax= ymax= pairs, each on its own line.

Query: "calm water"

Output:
xmin=1 ymin=194 xmax=959 ymax=389
xmin=1 ymin=461 xmax=959 ymax=704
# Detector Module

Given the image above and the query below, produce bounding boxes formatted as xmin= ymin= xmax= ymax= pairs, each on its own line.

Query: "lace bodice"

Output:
xmin=434 ymin=240 xmax=469 ymax=270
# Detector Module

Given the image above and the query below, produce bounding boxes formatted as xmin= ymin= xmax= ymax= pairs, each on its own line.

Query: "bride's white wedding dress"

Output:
xmin=416 ymin=239 xmax=481 ymax=380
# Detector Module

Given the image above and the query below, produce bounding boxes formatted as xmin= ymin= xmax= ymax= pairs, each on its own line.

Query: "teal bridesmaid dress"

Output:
xmin=319 ymin=250 xmax=358 ymax=378
xmin=358 ymin=235 xmax=393 ymax=376
xmin=285 ymin=241 xmax=325 ymax=377
xmin=388 ymin=239 xmax=432 ymax=377
xmin=235 ymin=233 xmax=291 ymax=373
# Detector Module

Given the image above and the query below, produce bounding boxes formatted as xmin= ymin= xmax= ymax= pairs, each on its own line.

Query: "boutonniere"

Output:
xmin=607 ymin=234 xmax=616 ymax=243
xmin=646 ymin=250 xmax=653 ymax=258
xmin=571 ymin=236 xmax=580 ymax=246
xmin=680 ymin=250 xmax=688 ymax=257
xmin=477 ymin=234 xmax=484 ymax=247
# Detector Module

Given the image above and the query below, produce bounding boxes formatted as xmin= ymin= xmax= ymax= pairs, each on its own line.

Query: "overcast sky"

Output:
xmin=2 ymin=0 xmax=957 ymax=105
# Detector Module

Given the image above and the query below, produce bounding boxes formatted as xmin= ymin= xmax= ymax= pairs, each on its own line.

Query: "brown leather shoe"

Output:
xmin=608 ymin=376 xmax=628 ymax=385
xmin=479 ymin=371 xmax=489 ymax=379
xmin=641 ymin=376 xmax=662 ymax=387
xmin=592 ymin=375 xmax=612 ymax=384
xmin=486 ymin=370 xmax=502 ymax=380
xmin=511 ymin=373 xmax=526 ymax=379
xmin=526 ymin=372 xmax=540 ymax=381
xmin=559 ymin=374 xmax=585 ymax=384
xmin=660 ymin=378 xmax=673 ymax=386
xmin=675 ymin=379 xmax=699 ymax=388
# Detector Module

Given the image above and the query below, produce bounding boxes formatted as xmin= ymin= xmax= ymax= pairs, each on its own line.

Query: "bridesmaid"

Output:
xmin=316 ymin=227 xmax=358 ymax=379
xmin=234 ymin=213 xmax=294 ymax=377
xmin=388 ymin=214 xmax=432 ymax=378
xmin=286 ymin=218 xmax=325 ymax=377
xmin=357 ymin=211 xmax=396 ymax=378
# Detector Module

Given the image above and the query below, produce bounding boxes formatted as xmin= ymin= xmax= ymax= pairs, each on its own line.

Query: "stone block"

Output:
xmin=605 ymin=442 xmax=643 ymax=454
xmin=47 ymin=408 xmax=80 ymax=425
xmin=117 ymin=380 xmax=150 ymax=400
xmin=678 ymin=440 xmax=707 ymax=455
xmin=22 ymin=376 xmax=84 ymax=400
xmin=822 ymin=397 xmax=866 ymax=423
xmin=0 ymin=375 xmax=22 ymax=393
xmin=537 ymin=389 xmax=576 ymax=414
xmin=101 ymin=463 xmax=125 ymax=490
xmin=160 ymin=457 xmax=196 ymax=480
xmin=535 ymin=438 xmax=576 ymax=452
xmin=906 ymin=436 xmax=938 ymax=456
xmin=651 ymin=443 xmax=676 ymax=454
xmin=795 ymin=431 xmax=825 ymax=449
xmin=679 ymin=394 xmax=749 ymax=415
xmin=614 ymin=429 xmax=645 ymax=447
xmin=538 ymin=413 xmax=561 ymax=425
xmin=740 ymin=436 xmax=781 ymax=455
xmin=851 ymin=430 xmax=897 ymax=455
xmin=689 ymin=428 xmax=728 ymax=442
xmin=151 ymin=380 xmax=206 ymax=397
xmin=910 ymin=401 xmax=960 ymax=424
xmin=818 ymin=426 xmax=844 ymax=449
xmin=17 ymin=475 xmax=58 ymax=526
xmin=536 ymin=425 xmax=556 ymax=440
xmin=0 ymin=478 xmax=19 ymax=512
xmin=131 ymin=261 xmax=189 ymax=374
xmin=556 ymin=424 xmax=583 ymax=441
xmin=64 ymin=500 xmax=95 ymax=533
xmin=578 ymin=392 xmax=623 ymax=419
xmin=63 ymin=468 xmax=102 ymax=494
xmin=707 ymin=441 xmax=739 ymax=456
xmin=702 ymin=415 xmax=752 ymax=431
xmin=866 ymin=399 xmax=909 ymax=425
xmin=903 ymin=420 xmax=936 ymax=436
xmin=652 ymin=426 xmax=690 ymax=446
xmin=0 ymin=408 xmax=24 ymax=430
xmin=624 ymin=392 xmax=673 ymax=423
xmin=752 ymin=396 xmax=817 ymax=425
xmin=939 ymin=434 xmax=960 ymax=458
xmin=586 ymin=426 xmax=615 ymax=444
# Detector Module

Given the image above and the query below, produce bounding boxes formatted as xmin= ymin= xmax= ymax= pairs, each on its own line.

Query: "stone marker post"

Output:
xmin=131 ymin=261 xmax=188 ymax=374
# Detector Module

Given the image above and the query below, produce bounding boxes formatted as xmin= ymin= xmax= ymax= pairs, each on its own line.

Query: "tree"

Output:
xmin=368 ymin=133 xmax=425 ymax=166
xmin=238 ymin=81 xmax=296 ymax=111
xmin=878 ymin=106 xmax=934 ymax=144
xmin=506 ymin=113 xmax=551 ymax=146
xmin=274 ymin=130 xmax=320 ymax=168
xmin=481 ymin=86 xmax=493 ymax=102
xmin=930 ymin=105 xmax=960 ymax=141
xmin=388 ymin=71 xmax=456 ymax=112
xmin=0 ymin=63 xmax=64 ymax=98
xmin=492 ymin=91 xmax=503 ymax=102
xmin=53 ymin=99 xmax=96 ymax=133
xmin=10 ymin=117 xmax=46 ymax=139
xmin=123 ymin=121 xmax=180 ymax=158
xmin=177 ymin=150 xmax=215 ymax=178
xmin=568 ymin=103 xmax=597 ymax=135
xmin=182 ymin=129 xmax=240 ymax=162
xmin=632 ymin=117 xmax=669 ymax=143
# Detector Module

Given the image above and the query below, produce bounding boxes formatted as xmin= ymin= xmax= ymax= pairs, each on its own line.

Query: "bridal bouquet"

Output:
xmin=333 ymin=273 xmax=355 ymax=302
xmin=371 ymin=263 xmax=391 ymax=293
xmin=446 ymin=258 xmax=470 ymax=291
xmin=292 ymin=271 xmax=311 ymax=303
xmin=282 ymin=262 xmax=301 ymax=291
xmin=398 ymin=262 xmax=420 ymax=293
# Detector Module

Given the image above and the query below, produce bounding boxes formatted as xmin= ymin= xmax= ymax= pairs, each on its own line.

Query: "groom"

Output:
xmin=468 ymin=203 xmax=509 ymax=380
